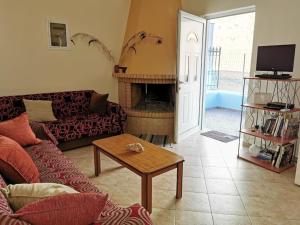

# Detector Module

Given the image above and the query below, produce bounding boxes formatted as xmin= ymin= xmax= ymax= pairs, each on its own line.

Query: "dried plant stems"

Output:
xmin=71 ymin=33 xmax=116 ymax=64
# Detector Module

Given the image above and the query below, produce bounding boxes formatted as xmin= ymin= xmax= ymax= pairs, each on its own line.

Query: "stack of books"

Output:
xmin=262 ymin=116 xmax=299 ymax=139
xmin=256 ymin=143 xmax=294 ymax=168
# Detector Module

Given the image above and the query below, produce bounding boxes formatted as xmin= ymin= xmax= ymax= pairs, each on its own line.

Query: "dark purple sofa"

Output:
xmin=0 ymin=90 xmax=127 ymax=150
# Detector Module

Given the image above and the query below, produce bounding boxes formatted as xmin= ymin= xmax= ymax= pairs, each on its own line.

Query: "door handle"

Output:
xmin=176 ymin=80 xmax=186 ymax=92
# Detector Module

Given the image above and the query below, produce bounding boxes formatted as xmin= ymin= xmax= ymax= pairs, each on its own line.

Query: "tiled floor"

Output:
xmin=64 ymin=133 xmax=300 ymax=225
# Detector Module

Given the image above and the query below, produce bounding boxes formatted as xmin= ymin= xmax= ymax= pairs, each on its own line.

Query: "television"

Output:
xmin=256 ymin=44 xmax=296 ymax=75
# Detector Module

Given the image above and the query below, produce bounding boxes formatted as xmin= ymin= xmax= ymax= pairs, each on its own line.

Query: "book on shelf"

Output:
xmin=252 ymin=143 xmax=294 ymax=168
xmin=278 ymin=143 xmax=294 ymax=168
xmin=261 ymin=115 xmax=299 ymax=139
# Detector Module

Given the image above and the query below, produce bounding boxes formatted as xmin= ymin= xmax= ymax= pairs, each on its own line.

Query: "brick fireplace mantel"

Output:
xmin=112 ymin=73 xmax=176 ymax=84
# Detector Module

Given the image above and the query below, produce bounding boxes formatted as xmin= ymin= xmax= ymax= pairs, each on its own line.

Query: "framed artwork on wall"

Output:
xmin=47 ymin=19 xmax=69 ymax=49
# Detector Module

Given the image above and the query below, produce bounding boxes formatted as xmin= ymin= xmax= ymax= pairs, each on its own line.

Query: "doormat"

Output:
xmin=201 ymin=131 xmax=238 ymax=143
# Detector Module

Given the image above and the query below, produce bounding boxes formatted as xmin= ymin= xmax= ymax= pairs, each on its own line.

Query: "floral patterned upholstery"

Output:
xmin=0 ymin=90 xmax=127 ymax=143
xmin=0 ymin=141 xmax=153 ymax=224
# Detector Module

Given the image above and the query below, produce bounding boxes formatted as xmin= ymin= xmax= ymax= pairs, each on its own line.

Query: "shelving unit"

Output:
xmin=238 ymin=76 xmax=300 ymax=173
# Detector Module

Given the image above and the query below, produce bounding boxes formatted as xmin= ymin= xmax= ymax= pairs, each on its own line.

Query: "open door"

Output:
xmin=175 ymin=11 xmax=207 ymax=143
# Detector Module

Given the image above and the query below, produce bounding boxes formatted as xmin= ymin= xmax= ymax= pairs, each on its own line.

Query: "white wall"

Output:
xmin=0 ymin=0 xmax=131 ymax=102
xmin=182 ymin=0 xmax=300 ymax=77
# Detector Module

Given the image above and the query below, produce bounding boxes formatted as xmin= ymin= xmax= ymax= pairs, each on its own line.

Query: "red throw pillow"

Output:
xmin=0 ymin=136 xmax=40 ymax=184
xmin=13 ymin=193 xmax=108 ymax=225
xmin=0 ymin=113 xmax=41 ymax=146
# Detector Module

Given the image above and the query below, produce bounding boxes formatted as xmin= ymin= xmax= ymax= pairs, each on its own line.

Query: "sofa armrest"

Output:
xmin=106 ymin=101 xmax=127 ymax=132
xmin=29 ymin=121 xmax=59 ymax=145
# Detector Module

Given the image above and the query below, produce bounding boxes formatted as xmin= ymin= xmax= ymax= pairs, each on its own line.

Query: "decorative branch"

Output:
xmin=119 ymin=31 xmax=163 ymax=65
xmin=70 ymin=33 xmax=116 ymax=64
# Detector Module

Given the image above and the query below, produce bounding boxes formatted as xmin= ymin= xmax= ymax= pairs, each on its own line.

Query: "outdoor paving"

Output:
xmin=204 ymin=107 xmax=241 ymax=137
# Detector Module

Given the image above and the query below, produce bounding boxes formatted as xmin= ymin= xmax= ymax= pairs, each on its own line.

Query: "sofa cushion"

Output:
xmin=0 ymin=113 xmax=41 ymax=146
xmin=43 ymin=113 xmax=113 ymax=143
xmin=0 ymin=136 xmax=40 ymax=184
xmin=30 ymin=121 xmax=58 ymax=145
xmin=13 ymin=193 xmax=108 ymax=225
xmin=89 ymin=93 xmax=109 ymax=115
xmin=23 ymin=99 xmax=57 ymax=122
xmin=1 ymin=183 xmax=78 ymax=211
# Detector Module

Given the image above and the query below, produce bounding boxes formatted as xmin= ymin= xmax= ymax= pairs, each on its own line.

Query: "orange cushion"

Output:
xmin=13 ymin=193 xmax=108 ymax=225
xmin=0 ymin=113 xmax=41 ymax=146
xmin=0 ymin=136 xmax=40 ymax=184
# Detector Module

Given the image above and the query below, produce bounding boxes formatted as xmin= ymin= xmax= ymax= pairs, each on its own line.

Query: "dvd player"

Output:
xmin=255 ymin=74 xmax=292 ymax=79
xmin=264 ymin=102 xmax=294 ymax=110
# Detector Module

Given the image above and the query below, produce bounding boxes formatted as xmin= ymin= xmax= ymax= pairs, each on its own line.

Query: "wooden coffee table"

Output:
xmin=93 ymin=134 xmax=184 ymax=214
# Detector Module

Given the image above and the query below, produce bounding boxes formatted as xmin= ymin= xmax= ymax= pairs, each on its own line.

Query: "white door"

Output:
xmin=175 ymin=11 xmax=206 ymax=143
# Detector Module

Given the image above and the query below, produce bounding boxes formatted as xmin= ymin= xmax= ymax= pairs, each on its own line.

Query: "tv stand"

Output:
xmin=255 ymin=73 xmax=291 ymax=80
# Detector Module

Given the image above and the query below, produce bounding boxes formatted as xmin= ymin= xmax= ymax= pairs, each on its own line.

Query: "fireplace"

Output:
xmin=113 ymin=73 xmax=176 ymax=141
xmin=132 ymin=84 xmax=175 ymax=112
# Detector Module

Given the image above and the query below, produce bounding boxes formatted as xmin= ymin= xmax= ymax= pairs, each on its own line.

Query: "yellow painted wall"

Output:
xmin=121 ymin=0 xmax=181 ymax=75
xmin=0 ymin=0 xmax=131 ymax=102
xmin=182 ymin=0 xmax=300 ymax=78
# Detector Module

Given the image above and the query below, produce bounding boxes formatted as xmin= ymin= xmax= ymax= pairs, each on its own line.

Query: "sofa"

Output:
xmin=0 ymin=90 xmax=127 ymax=151
xmin=0 ymin=135 xmax=153 ymax=224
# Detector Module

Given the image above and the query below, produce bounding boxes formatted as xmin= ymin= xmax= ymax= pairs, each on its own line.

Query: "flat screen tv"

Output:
xmin=256 ymin=44 xmax=296 ymax=75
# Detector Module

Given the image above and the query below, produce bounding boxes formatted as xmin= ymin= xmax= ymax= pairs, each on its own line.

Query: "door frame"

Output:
xmin=201 ymin=6 xmax=256 ymax=132
xmin=175 ymin=10 xmax=207 ymax=143
xmin=203 ymin=5 xmax=256 ymax=20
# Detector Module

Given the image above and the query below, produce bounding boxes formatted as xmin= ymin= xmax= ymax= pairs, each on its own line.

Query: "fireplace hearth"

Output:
xmin=113 ymin=73 xmax=176 ymax=141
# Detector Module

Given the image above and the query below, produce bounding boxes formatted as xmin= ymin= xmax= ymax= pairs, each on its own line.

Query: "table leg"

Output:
xmin=141 ymin=174 xmax=152 ymax=214
xmin=94 ymin=147 xmax=101 ymax=176
xmin=176 ymin=162 xmax=183 ymax=199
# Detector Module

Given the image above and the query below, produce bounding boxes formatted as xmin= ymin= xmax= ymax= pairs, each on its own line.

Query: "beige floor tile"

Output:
xmin=204 ymin=167 xmax=232 ymax=180
xmin=175 ymin=210 xmax=213 ymax=225
xmin=209 ymin=194 xmax=247 ymax=216
xmin=213 ymin=214 xmax=252 ymax=225
xmin=206 ymin=179 xmax=238 ymax=195
xmin=289 ymin=220 xmax=300 ymax=225
xmin=176 ymin=192 xmax=211 ymax=213
xmin=183 ymin=165 xmax=205 ymax=178
xmin=151 ymin=208 xmax=175 ymax=225
xmin=153 ymin=172 xmax=177 ymax=191
xmin=234 ymin=181 xmax=269 ymax=197
xmin=225 ymin=158 xmax=259 ymax=170
xmin=229 ymin=168 xmax=261 ymax=182
xmin=201 ymin=157 xmax=227 ymax=167
xmin=250 ymin=216 xmax=292 ymax=225
xmin=278 ymin=200 xmax=300 ymax=220
xmin=153 ymin=189 xmax=176 ymax=210
xmin=109 ymin=185 xmax=140 ymax=207
xmin=183 ymin=177 xmax=207 ymax=193
xmin=241 ymin=196 xmax=285 ymax=218
xmin=92 ymin=170 xmax=140 ymax=187
xmin=183 ymin=156 xmax=202 ymax=166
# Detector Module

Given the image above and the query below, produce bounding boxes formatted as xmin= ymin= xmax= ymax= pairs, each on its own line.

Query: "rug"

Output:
xmin=201 ymin=130 xmax=238 ymax=143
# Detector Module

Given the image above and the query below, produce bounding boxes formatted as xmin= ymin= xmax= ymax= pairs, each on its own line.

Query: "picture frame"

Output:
xmin=47 ymin=19 xmax=70 ymax=49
